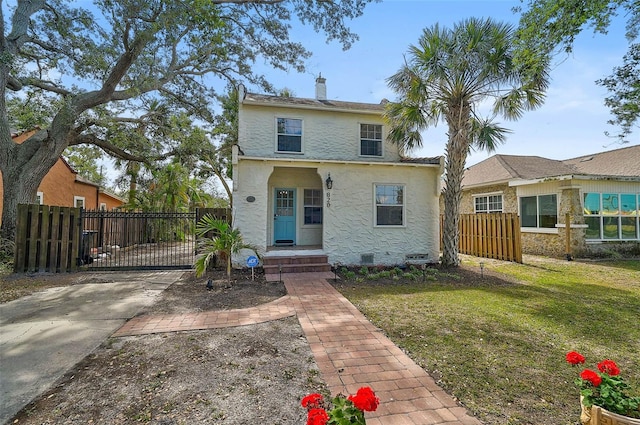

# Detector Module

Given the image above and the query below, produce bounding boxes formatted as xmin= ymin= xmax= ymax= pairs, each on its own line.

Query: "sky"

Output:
xmin=249 ymin=0 xmax=637 ymax=167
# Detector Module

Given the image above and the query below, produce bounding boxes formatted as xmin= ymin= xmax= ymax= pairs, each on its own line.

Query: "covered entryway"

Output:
xmin=268 ymin=167 xmax=324 ymax=249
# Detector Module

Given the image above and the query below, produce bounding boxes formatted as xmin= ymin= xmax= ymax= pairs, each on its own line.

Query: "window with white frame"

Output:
xmin=73 ymin=196 xmax=85 ymax=209
xmin=474 ymin=194 xmax=503 ymax=213
xmin=375 ymin=184 xmax=404 ymax=226
xmin=303 ymin=189 xmax=323 ymax=225
xmin=360 ymin=124 xmax=382 ymax=156
xmin=584 ymin=192 xmax=639 ymax=240
xmin=276 ymin=117 xmax=302 ymax=152
xmin=35 ymin=192 xmax=44 ymax=205
xmin=99 ymin=202 xmax=107 ymax=211
xmin=520 ymin=194 xmax=557 ymax=228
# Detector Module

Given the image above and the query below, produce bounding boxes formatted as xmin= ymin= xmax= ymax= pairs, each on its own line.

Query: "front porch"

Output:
xmin=263 ymin=247 xmax=332 ymax=281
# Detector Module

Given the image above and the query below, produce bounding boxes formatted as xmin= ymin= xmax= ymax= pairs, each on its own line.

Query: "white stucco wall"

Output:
xmin=234 ymin=158 xmax=442 ymax=266
xmin=238 ymin=103 xmax=401 ymax=163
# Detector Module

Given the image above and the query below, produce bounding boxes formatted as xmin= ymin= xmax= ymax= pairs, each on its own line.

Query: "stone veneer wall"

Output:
xmin=521 ymin=233 xmax=563 ymax=257
xmin=458 ymin=184 xmax=517 ymax=214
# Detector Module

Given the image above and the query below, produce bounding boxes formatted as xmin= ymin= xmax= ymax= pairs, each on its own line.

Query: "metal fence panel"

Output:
xmin=81 ymin=210 xmax=198 ymax=270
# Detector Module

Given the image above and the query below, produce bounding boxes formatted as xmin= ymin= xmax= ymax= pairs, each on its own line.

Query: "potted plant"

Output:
xmin=566 ymin=351 xmax=640 ymax=424
xmin=301 ymin=386 xmax=379 ymax=425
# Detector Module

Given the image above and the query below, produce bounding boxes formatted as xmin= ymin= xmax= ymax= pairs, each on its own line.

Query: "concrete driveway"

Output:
xmin=0 ymin=271 xmax=183 ymax=425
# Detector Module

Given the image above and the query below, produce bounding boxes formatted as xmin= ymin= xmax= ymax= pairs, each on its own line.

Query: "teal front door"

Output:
xmin=274 ymin=188 xmax=296 ymax=245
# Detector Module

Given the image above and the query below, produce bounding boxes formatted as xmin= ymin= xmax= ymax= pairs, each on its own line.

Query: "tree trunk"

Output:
xmin=212 ymin=166 xmax=233 ymax=208
xmin=0 ymin=137 xmax=60 ymax=241
xmin=441 ymin=102 xmax=472 ymax=267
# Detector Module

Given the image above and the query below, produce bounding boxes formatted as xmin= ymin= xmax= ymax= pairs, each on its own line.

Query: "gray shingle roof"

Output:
xmin=563 ymin=144 xmax=640 ymax=176
xmin=462 ymin=144 xmax=640 ymax=187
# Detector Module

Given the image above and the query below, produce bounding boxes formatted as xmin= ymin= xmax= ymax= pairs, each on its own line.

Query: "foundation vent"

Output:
xmin=361 ymin=254 xmax=374 ymax=265
xmin=405 ymin=253 xmax=429 ymax=261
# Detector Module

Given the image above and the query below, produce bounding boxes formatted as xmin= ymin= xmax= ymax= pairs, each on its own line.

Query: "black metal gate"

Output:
xmin=80 ymin=210 xmax=197 ymax=270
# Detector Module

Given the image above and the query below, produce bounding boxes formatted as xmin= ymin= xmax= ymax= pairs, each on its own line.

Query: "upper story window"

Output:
xmin=474 ymin=194 xmax=503 ymax=213
xmin=584 ymin=192 xmax=639 ymax=240
xmin=74 ymin=196 xmax=85 ymax=209
xmin=100 ymin=203 xmax=107 ymax=211
xmin=520 ymin=194 xmax=557 ymax=228
xmin=375 ymin=184 xmax=404 ymax=226
xmin=303 ymin=189 xmax=323 ymax=225
xmin=360 ymin=124 xmax=382 ymax=156
xmin=276 ymin=118 xmax=302 ymax=153
xmin=36 ymin=192 xmax=44 ymax=205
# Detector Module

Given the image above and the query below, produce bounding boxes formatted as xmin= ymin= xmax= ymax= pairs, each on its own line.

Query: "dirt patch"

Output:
xmin=9 ymin=268 xmax=326 ymax=425
xmin=143 ymin=269 xmax=286 ymax=315
xmin=0 ymin=272 xmax=82 ymax=303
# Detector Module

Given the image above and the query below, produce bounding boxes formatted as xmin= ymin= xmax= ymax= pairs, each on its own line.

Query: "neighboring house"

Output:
xmin=0 ymin=129 xmax=125 ymax=222
xmin=232 ymin=77 xmax=443 ymax=266
xmin=458 ymin=145 xmax=640 ymax=257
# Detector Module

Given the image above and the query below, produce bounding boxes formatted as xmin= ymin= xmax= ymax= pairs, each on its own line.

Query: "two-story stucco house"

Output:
xmin=232 ymin=77 xmax=443 ymax=271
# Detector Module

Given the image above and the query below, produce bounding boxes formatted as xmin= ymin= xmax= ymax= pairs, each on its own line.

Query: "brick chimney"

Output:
xmin=315 ymin=74 xmax=326 ymax=100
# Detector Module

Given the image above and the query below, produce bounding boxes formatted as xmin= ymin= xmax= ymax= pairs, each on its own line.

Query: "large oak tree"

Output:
xmin=1 ymin=0 xmax=376 ymax=240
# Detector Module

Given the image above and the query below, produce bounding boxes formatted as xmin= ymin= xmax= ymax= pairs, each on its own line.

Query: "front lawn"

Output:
xmin=336 ymin=256 xmax=640 ymax=425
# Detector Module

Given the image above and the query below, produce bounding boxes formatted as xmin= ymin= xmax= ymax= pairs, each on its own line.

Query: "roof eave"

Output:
xmin=462 ymin=179 xmax=512 ymax=190
xmin=238 ymin=155 xmax=441 ymax=168
xmin=509 ymin=174 xmax=640 ymax=186
xmin=242 ymin=99 xmax=383 ymax=115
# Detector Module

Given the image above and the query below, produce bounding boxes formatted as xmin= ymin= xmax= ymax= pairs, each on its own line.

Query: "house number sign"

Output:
xmin=326 ymin=191 xmax=331 ymax=207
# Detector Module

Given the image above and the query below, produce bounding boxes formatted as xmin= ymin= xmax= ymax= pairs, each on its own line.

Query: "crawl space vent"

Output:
xmin=361 ymin=254 xmax=374 ymax=265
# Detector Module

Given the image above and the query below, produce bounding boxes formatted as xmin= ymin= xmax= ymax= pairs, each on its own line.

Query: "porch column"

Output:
xmin=559 ymin=187 xmax=586 ymax=257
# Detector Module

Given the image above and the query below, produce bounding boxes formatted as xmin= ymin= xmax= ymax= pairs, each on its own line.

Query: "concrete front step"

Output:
xmin=263 ymin=254 xmax=328 ymax=266
xmin=263 ymin=254 xmax=331 ymax=276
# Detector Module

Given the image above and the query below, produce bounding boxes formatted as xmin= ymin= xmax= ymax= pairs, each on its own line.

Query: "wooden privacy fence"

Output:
xmin=441 ymin=213 xmax=522 ymax=263
xmin=14 ymin=204 xmax=82 ymax=273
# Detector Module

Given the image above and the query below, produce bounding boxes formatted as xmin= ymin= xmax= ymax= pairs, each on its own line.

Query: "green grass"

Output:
xmin=337 ymin=256 xmax=640 ymax=425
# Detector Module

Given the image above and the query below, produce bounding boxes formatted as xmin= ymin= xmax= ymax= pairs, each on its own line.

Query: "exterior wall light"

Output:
xmin=325 ymin=173 xmax=333 ymax=190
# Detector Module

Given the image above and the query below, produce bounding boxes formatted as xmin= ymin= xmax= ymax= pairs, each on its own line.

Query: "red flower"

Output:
xmin=306 ymin=408 xmax=329 ymax=425
xmin=348 ymin=386 xmax=380 ymax=412
xmin=580 ymin=369 xmax=602 ymax=387
xmin=566 ymin=351 xmax=586 ymax=365
xmin=301 ymin=393 xmax=324 ymax=409
xmin=597 ymin=359 xmax=620 ymax=376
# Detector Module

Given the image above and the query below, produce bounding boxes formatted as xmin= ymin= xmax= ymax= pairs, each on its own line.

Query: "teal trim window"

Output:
xmin=276 ymin=118 xmax=302 ymax=152
xmin=375 ymin=184 xmax=404 ymax=226
xmin=520 ymin=194 xmax=557 ymax=228
xmin=584 ymin=192 xmax=639 ymax=240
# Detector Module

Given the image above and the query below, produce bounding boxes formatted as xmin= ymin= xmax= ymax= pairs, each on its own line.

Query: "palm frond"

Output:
xmin=470 ymin=117 xmax=511 ymax=153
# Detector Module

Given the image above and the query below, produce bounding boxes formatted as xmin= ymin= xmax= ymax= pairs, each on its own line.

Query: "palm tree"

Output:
xmin=385 ymin=17 xmax=549 ymax=267
xmin=194 ymin=215 xmax=258 ymax=286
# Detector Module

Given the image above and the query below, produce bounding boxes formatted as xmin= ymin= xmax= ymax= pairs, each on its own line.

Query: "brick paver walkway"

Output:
xmin=113 ymin=272 xmax=481 ymax=425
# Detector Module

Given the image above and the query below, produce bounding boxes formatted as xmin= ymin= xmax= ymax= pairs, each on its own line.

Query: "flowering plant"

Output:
xmin=566 ymin=351 xmax=640 ymax=419
xmin=301 ymin=386 xmax=380 ymax=425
